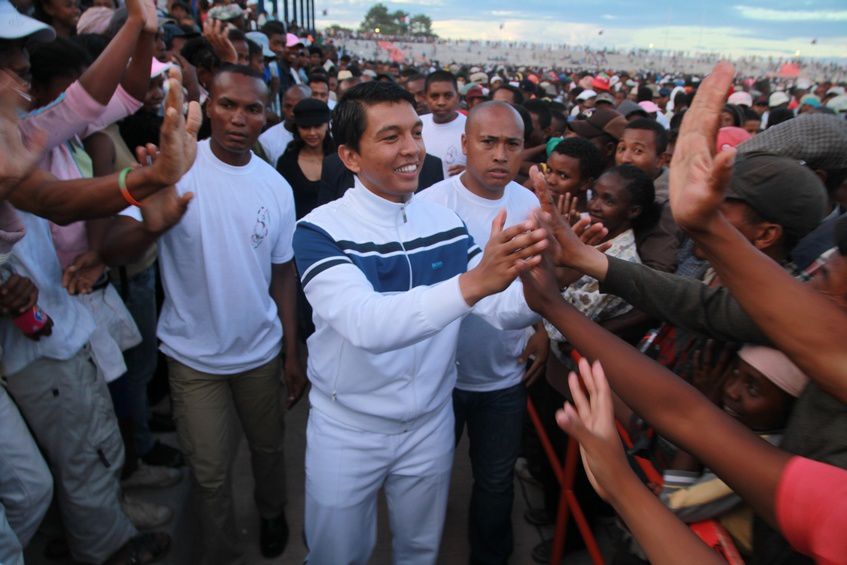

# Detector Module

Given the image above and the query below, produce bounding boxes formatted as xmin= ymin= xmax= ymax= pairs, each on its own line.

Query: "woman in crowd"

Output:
xmin=276 ymin=97 xmax=333 ymax=219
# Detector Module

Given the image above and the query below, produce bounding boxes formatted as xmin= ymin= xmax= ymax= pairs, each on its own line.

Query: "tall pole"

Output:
xmin=292 ymin=0 xmax=297 ymax=30
xmin=299 ymin=0 xmax=305 ymax=30
xmin=311 ymin=0 xmax=316 ymax=35
xmin=282 ymin=0 xmax=288 ymax=27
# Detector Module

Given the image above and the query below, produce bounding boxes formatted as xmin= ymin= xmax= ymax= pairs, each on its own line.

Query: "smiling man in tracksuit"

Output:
xmin=293 ymin=81 xmax=547 ymax=564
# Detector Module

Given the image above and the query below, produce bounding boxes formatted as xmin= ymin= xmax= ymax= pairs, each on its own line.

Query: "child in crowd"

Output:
xmin=660 ymin=345 xmax=807 ymax=554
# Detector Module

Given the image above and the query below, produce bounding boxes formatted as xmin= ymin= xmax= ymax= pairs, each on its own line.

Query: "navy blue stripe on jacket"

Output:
xmin=294 ymin=221 xmax=481 ymax=292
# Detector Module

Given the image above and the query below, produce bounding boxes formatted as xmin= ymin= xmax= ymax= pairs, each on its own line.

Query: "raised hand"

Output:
xmin=203 ymin=18 xmax=238 ymax=64
xmin=140 ymin=0 xmax=159 ymax=34
xmin=62 ymin=250 xmax=106 ymax=295
xmin=124 ymin=0 xmax=146 ymax=27
xmin=150 ymin=68 xmax=202 ymax=187
xmin=459 ymin=210 xmax=548 ymax=306
xmin=0 ymin=72 xmax=46 ymax=200
xmin=519 ymin=326 xmax=550 ymax=387
xmin=555 ymin=358 xmax=628 ymax=502
xmin=669 ymin=61 xmax=737 ymax=233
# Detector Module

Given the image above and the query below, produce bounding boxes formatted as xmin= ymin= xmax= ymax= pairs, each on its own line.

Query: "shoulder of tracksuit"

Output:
xmin=293 ymin=198 xmax=481 ymax=292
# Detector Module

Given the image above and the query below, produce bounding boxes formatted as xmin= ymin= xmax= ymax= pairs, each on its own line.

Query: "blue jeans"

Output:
xmin=453 ymin=383 xmax=526 ymax=565
xmin=120 ymin=263 xmax=159 ymax=457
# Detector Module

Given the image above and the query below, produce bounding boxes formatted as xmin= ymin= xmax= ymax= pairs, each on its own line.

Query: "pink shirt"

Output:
xmin=20 ymin=81 xmax=142 ymax=268
xmin=776 ymin=456 xmax=847 ymax=564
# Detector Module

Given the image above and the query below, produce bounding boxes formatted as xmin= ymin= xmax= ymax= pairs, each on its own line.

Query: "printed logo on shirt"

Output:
xmin=251 ymin=207 xmax=269 ymax=248
xmin=445 ymin=145 xmax=460 ymax=165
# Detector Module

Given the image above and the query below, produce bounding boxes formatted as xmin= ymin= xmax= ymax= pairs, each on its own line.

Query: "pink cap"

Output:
xmin=738 ymin=346 xmax=808 ymax=398
xmin=285 ymin=33 xmax=303 ymax=47
xmin=716 ymin=127 xmax=751 ymax=152
xmin=728 ymin=91 xmax=753 ymax=107
xmin=638 ymin=100 xmax=660 ymax=114
xmin=150 ymin=58 xmax=173 ymax=79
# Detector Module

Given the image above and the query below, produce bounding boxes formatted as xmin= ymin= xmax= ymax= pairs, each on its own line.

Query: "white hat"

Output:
xmin=826 ymin=86 xmax=846 ymax=97
xmin=795 ymin=78 xmax=812 ymax=90
xmin=728 ymin=91 xmax=753 ymax=107
xmin=0 ymin=0 xmax=55 ymax=42
xmin=769 ymin=91 xmax=790 ymax=107
xmin=246 ymin=31 xmax=275 ymax=58
xmin=576 ymin=89 xmax=597 ymax=101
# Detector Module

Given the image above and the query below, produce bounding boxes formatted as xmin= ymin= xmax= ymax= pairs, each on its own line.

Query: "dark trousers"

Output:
xmin=454 ymin=383 xmax=526 ymax=565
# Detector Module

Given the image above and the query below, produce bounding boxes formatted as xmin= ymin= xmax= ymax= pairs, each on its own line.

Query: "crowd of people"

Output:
xmin=0 ymin=0 xmax=845 ymax=564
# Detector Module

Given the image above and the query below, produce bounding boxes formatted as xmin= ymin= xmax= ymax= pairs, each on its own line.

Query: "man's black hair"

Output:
xmin=30 ymin=38 xmax=91 ymax=87
xmin=742 ymin=106 xmax=761 ymax=122
xmin=767 ymin=108 xmax=795 ymax=129
xmin=669 ymin=108 xmax=686 ymax=131
xmin=497 ymin=84 xmax=524 ymax=105
xmin=511 ymin=103 xmax=534 ymax=144
xmin=227 ymin=28 xmax=246 ymax=43
xmin=605 ymin=164 xmax=660 ymax=232
xmin=405 ymin=73 xmax=425 ymax=83
xmin=181 ymin=37 xmax=221 ymax=72
xmin=308 ymin=45 xmax=323 ymax=57
xmin=624 ymin=117 xmax=669 ymax=155
xmin=331 ymin=81 xmax=415 ymax=152
xmin=723 ymin=103 xmax=744 ymax=127
xmin=308 ymin=73 xmax=329 ymax=87
xmin=399 ymin=67 xmax=420 ymax=79
xmin=552 ymin=137 xmax=605 ymax=182
xmin=424 ymin=69 xmax=457 ymax=93
xmin=215 ymin=63 xmax=264 ymax=81
xmin=637 ymin=86 xmax=654 ymax=103
xmin=260 ymin=21 xmax=286 ymax=38
xmin=71 ymin=33 xmax=108 ymax=60
xmin=523 ymin=99 xmax=552 ymax=130
xmin=170 ymin=0 xmax=191 ymax=13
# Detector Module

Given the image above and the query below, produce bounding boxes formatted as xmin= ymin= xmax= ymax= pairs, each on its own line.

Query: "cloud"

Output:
xmin=734 ymin=5 xmax=847 ymax=21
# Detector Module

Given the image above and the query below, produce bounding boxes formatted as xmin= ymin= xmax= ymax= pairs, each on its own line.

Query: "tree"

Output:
xmin=409 ymin=14 xmax=433 ymax=36
xmin=358 ymin=3 xmax=436 ymax=37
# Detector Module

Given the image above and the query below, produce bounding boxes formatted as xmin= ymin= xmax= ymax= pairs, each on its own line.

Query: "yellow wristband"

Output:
xmin=118 ymin=167 xmax=142 ymax=207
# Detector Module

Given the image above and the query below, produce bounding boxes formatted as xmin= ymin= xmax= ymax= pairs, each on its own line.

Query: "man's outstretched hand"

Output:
xmin=460 ymin=210 xmax=548 ymax=306
xmin=669 ymin=61 xmax=737 ymax=233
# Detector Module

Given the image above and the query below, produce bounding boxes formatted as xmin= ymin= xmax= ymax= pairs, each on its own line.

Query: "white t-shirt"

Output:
xmin=418 ymin=173 xmax=539 ymax=392
xmin=258 ymin=122 xmax=294 ymax=168
xmin=420 ymin=112 xmax=467 ymax=178
xmin=123 ymin=140 xmax=296 ymax=374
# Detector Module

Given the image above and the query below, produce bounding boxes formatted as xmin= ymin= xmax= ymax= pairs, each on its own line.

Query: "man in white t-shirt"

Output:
xmin=420 ymin=70 xmax=467 ymax=178
xmin=104 ymin=65 xmax=307 ymax=564
xmin=258 ymin=84 xmax=310 ymax=167
xmin=417 ymin=101 xmax=545 ymax=564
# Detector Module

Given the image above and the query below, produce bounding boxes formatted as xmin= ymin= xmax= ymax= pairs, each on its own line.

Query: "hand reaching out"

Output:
xmin=669 ymin=61 xmax=737 ymax=233
xmin=519 ymin=326 xmax=550 ymax=387
xmin=459 ymin=210 xmax=548 ymax=306
xmin=203 ymin=18 xmax=238 ymax=64
xmin=555 ymin=358 xmax=630 ymax=503
xmin=150 ymin=68 xmax=202 ymax=187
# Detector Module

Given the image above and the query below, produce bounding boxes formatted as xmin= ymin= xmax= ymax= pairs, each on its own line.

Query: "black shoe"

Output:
xmin=140 ymin=441 xmax=184 ymax=468
xmin=524 ymin=507 xmax=554 ymax=527
xmin=148 ymin=412 xmax=176 ymax=433
xmin=260 ymin=514 xmax=289 ymax=559
xmin=531 ymin=539 xmax=552 ymax=564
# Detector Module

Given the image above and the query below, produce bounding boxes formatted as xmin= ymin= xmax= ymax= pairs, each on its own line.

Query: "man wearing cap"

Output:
xmin=738 ymin=113 xmax=847 ymax=270
xmin=763 ymin=91 xmax=790 ymax=129
xmin=570 ymin=88 xmax=596 ymax=117
xmin=568 ymin=107 xmax=628 ymax=170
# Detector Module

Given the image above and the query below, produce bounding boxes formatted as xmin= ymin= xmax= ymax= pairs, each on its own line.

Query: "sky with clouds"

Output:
xmin=309 ymin=0 xmax=847 ymax=60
